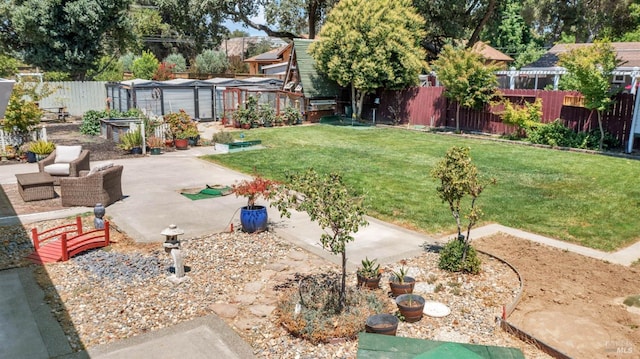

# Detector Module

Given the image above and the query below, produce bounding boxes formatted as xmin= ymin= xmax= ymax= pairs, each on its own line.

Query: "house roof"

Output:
xmin=217 ymin=37 xmax=288 ymax=58
xmin=289 ymin=39 xmax=341 ymax=98
xmin=471 ymin=41 xmax=514 ymax=62
xmin=523 ymin=42 xmax=640 ymax=69
xmin=245 ymin=44 xmax=291 ymax=63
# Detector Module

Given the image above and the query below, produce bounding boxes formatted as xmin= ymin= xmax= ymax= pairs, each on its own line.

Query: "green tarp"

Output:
xmin=180 ymin=186 xmax=231 ymax=201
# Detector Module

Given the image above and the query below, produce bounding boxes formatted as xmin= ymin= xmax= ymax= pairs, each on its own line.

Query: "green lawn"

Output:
xmin=203 ymin=125 xmax=640 ymax=251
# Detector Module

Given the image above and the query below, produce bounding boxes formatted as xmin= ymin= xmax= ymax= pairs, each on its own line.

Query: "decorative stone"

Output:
xmin=244 ymin=281 xmax=263 ymax=293
xmin=210 ymin=303 xmax=239 ymax=318
xmin=249 ymin=304 xmax=276 ymax=317
xmin=423 ymin=301 xmax=451 ymax=317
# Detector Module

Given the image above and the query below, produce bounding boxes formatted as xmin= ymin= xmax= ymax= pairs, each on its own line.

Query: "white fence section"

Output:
xmin=37 ymin=81 xmax=107 ymax=117
xmin=0 ymin=127 xmax=47 ymax=153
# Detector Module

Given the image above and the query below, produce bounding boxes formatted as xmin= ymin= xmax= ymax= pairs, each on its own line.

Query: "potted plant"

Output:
xmin=357 ymin=257 xmax=381 ymax=289
xmin=164 ymin=110 xmax=198 ymax=149
xmin=282 ymin=105 xmax=302 ymax=125
xmin=259 ymin=103 xmax=275 ymax=127
xmin=147 ymin=136 xmax=164 ymax=155
xmin=232 ymin=176 xmax=277 ymax=233
xmin=29 ymin=139 xmax=56 ymax=161
xmin=118 ymin=129 xmax=143 ymax=154
xmin=365 ymin=313 xmax=399 ymax=336
xmin=395 ymin=293 xmax=425 ymax=323
xmin=389 ymin=265 xmax=416 ymax=297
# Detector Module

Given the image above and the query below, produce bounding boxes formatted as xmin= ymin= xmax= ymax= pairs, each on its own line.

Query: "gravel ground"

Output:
xmin=0 ymin=122 xmax=551 ymax=357
xmin=2 ymin=218 xmax=551 ymax=358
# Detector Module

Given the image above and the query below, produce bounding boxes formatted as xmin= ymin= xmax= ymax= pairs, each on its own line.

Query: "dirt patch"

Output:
xmin=475 ymin=234 xmax=640 ymax=358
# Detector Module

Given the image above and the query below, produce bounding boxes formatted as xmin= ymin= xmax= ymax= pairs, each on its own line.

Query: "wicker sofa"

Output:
xmin=59 ymin=164 xmax=123 ymax=207
xmin=38 ymin=146 xmax=90 ymax=185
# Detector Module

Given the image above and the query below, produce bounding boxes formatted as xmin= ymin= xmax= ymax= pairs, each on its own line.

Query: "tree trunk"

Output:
xmin=467 ymin=0 xmax=497 ymax=48
xmin=456 ymin=102 xmax=461 ymax=132
xmin=597 ymin=110 xmax=605 ymax=150
xmin=308 ymin=1 xmax=318 ymax=39
xmin=339 ymin=249 xmax=346 ymax=312
xmin=356 ymin=91 xmax=366 ymax=119
xmin=351 ymin=84 xmax=357 ymax=119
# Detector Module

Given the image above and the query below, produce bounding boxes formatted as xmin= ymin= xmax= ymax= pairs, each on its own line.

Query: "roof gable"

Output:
xmin=288 ymin=39 xmax=341 ymax=98
xmin=472 ymin=41 xmax=513 ymax=62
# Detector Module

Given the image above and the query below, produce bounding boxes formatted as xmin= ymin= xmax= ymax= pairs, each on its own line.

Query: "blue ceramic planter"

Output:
xmin=240 ymin=205 xmax=268 ymax=233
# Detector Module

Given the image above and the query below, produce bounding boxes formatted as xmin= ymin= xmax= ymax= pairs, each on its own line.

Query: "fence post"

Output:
xmin=0 ymin=128 xmax=5 ymax=153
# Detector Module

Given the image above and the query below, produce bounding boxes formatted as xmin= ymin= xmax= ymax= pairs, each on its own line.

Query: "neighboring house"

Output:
xmin=244 ymin=44 xmax=292 ymax=76
xmin=519 ymin=42 xmax=640 ymax=91
xmin=282 ymin=39 xmax=342 ymax=121
xmin=217 ymin=36 xmax=288 ymax=59
xmin=471 ymin=41 xmax=514 ymax=69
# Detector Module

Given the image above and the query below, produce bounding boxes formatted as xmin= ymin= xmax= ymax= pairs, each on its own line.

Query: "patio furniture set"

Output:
xmin=15 ymin=145 xmax=123 ymax=207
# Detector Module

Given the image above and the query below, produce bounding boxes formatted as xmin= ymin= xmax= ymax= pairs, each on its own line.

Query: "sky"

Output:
xmin=223 ymin=8 xmax=267 ymax=37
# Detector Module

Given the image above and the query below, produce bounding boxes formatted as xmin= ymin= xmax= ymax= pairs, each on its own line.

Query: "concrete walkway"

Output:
xmin=1 ymin=134 xmax=639 ymax=358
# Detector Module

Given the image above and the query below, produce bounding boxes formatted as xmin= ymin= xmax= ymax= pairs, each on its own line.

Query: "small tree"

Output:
xmin=132 ymin=51 xmax=159 ymax=79
xmin=558 ymin=41 xmax=621 ymax=151
xmin=163 ymin=53 xmax=187 ymax=73
xmin=431 ymin=146 xmax=492 ymax=273
xmin=272 ymin=168 xmax=368 ymax=312
xmin=430 ymin=45 xmax=499 ymax=132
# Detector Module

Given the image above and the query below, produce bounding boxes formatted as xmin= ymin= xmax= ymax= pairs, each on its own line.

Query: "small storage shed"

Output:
xmin=106 ymin=77 xmax=283 ymax=121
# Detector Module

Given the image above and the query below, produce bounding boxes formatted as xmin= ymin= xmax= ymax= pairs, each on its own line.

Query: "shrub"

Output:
xmin=527 ymin=120 xmax=576 ymax=147
xmin=163 ymin=53 xmax=187 ymax=72
xmin=132 ymin=51 xmax=159 ymax=79
xmin=194 ymin=49 xmax=229 ymax=74
xmin=120 ymin=53 xmax=136 ymax=72
xmin=212 ymin=130 xmax=233 ymax=144
xmin=29 ymin=139 xmax=56 ymax=155
xmin=276 ymin=272 xmax=391 ymax=343
xmin=153 ymin=62 xmax=175 ymax=80
xmin=80 ymin=109 xmax=145 ymax=136
xmin=43 ymin=71 xmax=71 ymax=81
xmin=499 ymin=98 xmax=542 ymax=138
xmin=438 ymin=238 xmax=481 ymax=274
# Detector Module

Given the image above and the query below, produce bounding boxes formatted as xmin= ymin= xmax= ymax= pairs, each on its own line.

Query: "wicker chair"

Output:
xmin=60 ymin=165 xmax=123 ymax=207
xmin=38 ymin=146 xmax=90 ymax=185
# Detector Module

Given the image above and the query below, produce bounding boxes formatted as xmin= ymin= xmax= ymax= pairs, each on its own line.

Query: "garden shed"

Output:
xmin=105 ymin=77 xmax=283 ymax=121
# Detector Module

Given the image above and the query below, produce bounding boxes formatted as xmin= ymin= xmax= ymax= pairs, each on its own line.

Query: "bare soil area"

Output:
xmin=475 ymin=234 xmax=640 ymax=359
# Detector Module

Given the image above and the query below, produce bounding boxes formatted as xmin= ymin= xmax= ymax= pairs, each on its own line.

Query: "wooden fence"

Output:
xmin=376 ymin=88 xmax=635 ymax=147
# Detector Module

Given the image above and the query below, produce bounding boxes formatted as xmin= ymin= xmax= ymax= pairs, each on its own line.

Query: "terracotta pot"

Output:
xmin=389 ymin=276 xmax=415 ymax=297
xmin=395 ymin=294 xmax=425 ymax=323
xmin=365 ymin=314 xmax=398 ymax=336
xmin=174 ymin=138 xmax=189 ymax=150
xmin=357 ymin=274 xmax=381 ymax=290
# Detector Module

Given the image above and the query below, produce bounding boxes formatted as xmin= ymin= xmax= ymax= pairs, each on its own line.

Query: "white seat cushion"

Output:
xmin=54 ymin=145 xmax=82 ymax=164
xmin=44 ymin=163 xmax=70 ymax=175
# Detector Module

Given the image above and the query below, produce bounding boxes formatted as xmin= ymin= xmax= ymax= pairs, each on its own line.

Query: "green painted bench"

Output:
xmin=357 ymin=333 xmax=525 ymax=359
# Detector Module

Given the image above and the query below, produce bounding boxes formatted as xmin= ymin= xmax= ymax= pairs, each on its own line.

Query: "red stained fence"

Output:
xmin=376 ymin=88 xmax=635 ymax=147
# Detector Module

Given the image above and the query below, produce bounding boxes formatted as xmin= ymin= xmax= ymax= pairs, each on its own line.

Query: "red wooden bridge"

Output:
xmin=26 ymin=216 xmax=110 ymax=264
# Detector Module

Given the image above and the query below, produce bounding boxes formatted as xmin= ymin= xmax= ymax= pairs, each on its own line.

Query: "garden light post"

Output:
xmin=161 ymin=224 xmax=187 ymax=283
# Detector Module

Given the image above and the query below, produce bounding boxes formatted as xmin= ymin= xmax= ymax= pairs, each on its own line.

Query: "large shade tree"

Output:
xmin=430 ymin=45 xmax=499 ymax=132
xmin=309 ymin=0 xmax=427 ymax=119
xmin=413 ymin=0 xmax=497 ymax=58
xmin=558 ymin=42 xmax=622 ymax=150
xmin=0 ymin=0 xmax=134 ymax=80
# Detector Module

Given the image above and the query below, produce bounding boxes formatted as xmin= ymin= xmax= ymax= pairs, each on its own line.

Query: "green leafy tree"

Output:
xmin=413 ymin=0 xmax=497 ymax=58
xmin=0 ymin=0 xmax=134 ymax=80
xmin=264 ymin=0 xmax=339 ymax=39
xmin=86 ymin=56 xmax=125 ymax=81
xmin=245 ymin=39 xmax=277 ymax=59
xmin=0 ymin=54 xmax=19 ymax=78
xmin=482 ymin=0 xmax=537 ymax=57
xmin=194 ymin=49 xmax=229 ymax=74
xmin=163 ymin=53 xmax=187 ymax=72
xmin=512 ymin=42 xmax=546 ymax=69
xmin=431 ymin=146 xmax=491 ymax=273
xmin=228 ymin=29 xmax=250 ymax=38
xmin=431 ymin=45 xmax=499 ymax=132
xmin=558 ymin=41 xmax=621 ymax=150
xmin=2 ymin=82 xmax=46 ymax=142
xmin=272 ymin=168 xmax=368 ymax=312
xmin=310 ymin=0 xmax=427 ymax=119
xmin=132 ymin=51 xmax=159 ymax=79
